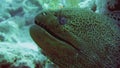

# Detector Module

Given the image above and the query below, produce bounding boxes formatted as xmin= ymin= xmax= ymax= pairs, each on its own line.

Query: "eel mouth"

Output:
xmin=34 ymin=20 xmax=71 ymax=46
xmin=30 ymin=24 xmax=87 ymax=57
xmin=37 ymin=24 xmax=72 ymax=45
xmin=34 ymin=21 xmax=80 ymax=51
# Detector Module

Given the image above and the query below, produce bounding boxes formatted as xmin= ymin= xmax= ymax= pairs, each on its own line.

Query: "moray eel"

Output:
xmin=30 ymin=8 xmax=120 ymax=68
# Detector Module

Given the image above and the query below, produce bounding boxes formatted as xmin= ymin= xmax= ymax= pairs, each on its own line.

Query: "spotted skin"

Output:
xmin=30 ymin=8 xmax=120 ymax=68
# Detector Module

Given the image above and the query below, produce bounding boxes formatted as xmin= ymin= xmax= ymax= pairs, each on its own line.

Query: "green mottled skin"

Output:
xmin=30 ymin=8 xmax=120 ymax=68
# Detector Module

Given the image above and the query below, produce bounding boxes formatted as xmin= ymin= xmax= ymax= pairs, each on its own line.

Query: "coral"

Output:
xmin=40 ymin=0 xmax=62 ymax=9
xmin=0 ymin=20 xmax=19 ymax=42
xmin=8 ymin=7 xmax=24 ymax=17
xmin=64 ymin=0 xmax=80 ymax=8
xmin=22 ymin=0 xmax=42 ymax=13
xmin=79 ymin=0 xmax=109 ymax=14
xmin=0 ymin=42 xmax=47 ymax=68
xmin=79 ymin=0 xmax=96 ymax=11
xmin=0 ymin=34 xmax=5 ymax=42
xmin=78 ymin=0 xmax=120 ymax=25
xmin=39 ymin=0 xmax=80 ymax=10
xmin=0 ymin=0 xmax=59 ymax=68
xmin=0 ymin=9 xmax=11 ymax=22
xmin=79 ymin=0 xmax=119 ymax=14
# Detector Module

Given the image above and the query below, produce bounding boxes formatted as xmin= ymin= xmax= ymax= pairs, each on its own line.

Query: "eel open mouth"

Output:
xmin=30 ymin=24 xmax=80 ymax=52
xmin=36 ymin=22 xmax=81 ymax=52
xmin=30 ymin=25 xmax=89 ymax=63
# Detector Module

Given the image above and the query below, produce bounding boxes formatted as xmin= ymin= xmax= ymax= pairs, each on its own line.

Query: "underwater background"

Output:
xmin=0 ymin=0 xmax=120 ymax=68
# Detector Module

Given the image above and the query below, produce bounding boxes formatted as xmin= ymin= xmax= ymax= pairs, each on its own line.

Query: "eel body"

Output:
xmin=30 ymin=8 xmax=120 ymax=68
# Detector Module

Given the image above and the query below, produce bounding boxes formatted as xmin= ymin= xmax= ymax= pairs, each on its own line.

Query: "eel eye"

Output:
xmin=58 ymin=17 xmax=67 ymax=25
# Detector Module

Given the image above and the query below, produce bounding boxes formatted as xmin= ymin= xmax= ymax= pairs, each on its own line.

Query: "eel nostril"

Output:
xmin=35 ymin=20 xmax=38 ymax=24
xmin=41 ymin=12 xmax=47 ymax=16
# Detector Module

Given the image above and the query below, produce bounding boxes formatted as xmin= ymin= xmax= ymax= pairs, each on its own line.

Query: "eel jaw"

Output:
xmin=29 ymin=25 xmax=79 ymax=67
xmin=30 ymin=25 xmax=98 ymax=68
xmin=29 ymin=25 xmax=77 ymax=52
